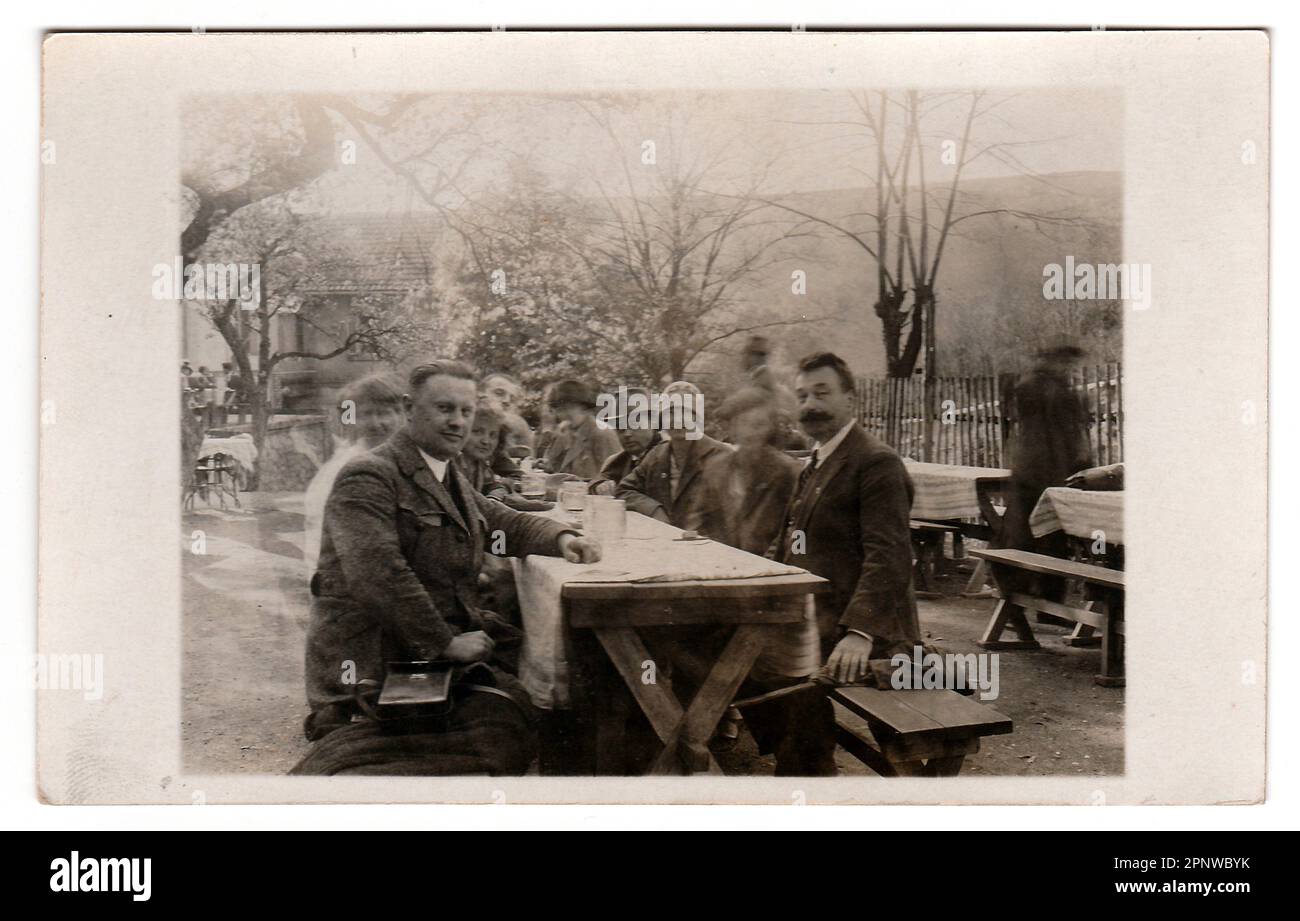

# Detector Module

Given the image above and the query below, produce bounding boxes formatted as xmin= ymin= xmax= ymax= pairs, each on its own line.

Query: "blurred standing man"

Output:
xmin=617 ymin=381 xmax=730 ymax=528
xmin=692 ymin=387 xmax=800 ymax=556
xmin=541 ymin=379 xmax=621 ymax=480
xmin=293 ymin=359 xmax=601 ymax=776
xmin=742 ymin=335 xmax=807 ymax=451
xmin=767 ymin=351 xmax=920 ymax=775
xmin=1000 ymin=336 xmax=1093 ymax=601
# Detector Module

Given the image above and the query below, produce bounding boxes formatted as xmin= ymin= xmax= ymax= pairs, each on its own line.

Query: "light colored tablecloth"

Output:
xmin=198 ymin=434 xmax=258 ymax=480
xmin=514 ymin=510 xmax=817 ymax=709
xmin=904 ymin=461 xmax=1011 ymax=520
xmin=1029 ymin=487 xmax=1124 ymax=544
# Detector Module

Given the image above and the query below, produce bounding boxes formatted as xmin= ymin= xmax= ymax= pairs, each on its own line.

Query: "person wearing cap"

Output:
xmin=1000 ymin=334 xmax=1094 ymax=602
xmin=616 ymin=381 xmax=730 ymax=528
xmin=589 ymin=388 xmax=663 ymax=496
xmin=540 ymin=379 xmax=621 ymax=480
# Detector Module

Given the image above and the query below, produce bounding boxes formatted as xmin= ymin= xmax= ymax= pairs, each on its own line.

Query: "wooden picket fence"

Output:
xmin=854 ymin=363 xmax=1124 ymax=468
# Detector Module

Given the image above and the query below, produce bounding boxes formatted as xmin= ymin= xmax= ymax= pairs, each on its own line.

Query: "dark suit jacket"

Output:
xmin=305 ymin=429 xmax=570 ymax=715
xmin=775 ymin=423 xmax=920 ymax=652
xmin=588 ymin=433 xmax=663 ymax=495
xmin=542 ymin=414 xmax=621 ymax=480
xmin=616 ymin=435 xmax=732 ymax=528
xmin=691 ymin=447 xmax=800 ymax=557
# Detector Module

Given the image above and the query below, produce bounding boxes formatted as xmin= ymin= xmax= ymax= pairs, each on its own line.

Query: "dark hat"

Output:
xmin=547 ymin=379 xmax=596 ymax=409
xmin=1037 ymin=334 xmax=1086 ymax=359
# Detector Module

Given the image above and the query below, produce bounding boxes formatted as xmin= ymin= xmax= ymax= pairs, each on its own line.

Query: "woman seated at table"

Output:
xmin=457 ymin=401 xmax=513 ymax=502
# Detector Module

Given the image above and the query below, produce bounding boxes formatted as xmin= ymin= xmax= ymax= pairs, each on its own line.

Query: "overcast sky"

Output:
xmin=309 ymin=87 xmax=1123 ymax=213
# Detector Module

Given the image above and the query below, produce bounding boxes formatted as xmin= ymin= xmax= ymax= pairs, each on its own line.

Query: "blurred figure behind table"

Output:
xmin=302 ymin=373 xmax=406 ymax=575
xmin=999 ymin=334 xmax=1094 ymax=603
xmin=690 ymin=387 xmax=801 ymax=555
xmin=533 ymin=383 xmax=561 ymax=461
xmin=541 ymin=379 xmax=620 ymax=480
xmin=742 ymin=334 xmax=808 ymax=451
xmin=694 ymin=386 xmax=819 ymax=748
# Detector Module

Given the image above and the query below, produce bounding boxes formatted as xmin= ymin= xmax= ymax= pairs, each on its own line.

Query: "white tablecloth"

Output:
xmin=198 ymin=434 xmax=258 ymax=479
xmin=514 ymin=510 xmax=817 ymax=709
xmin=1029 ymin=487 xmax=1124 ymax=544
xmin=904 ymin=461 xmax=1011 ymax=520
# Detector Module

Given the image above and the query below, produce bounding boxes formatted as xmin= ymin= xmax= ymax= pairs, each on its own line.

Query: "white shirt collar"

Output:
xmin=810 ymin=419 xmax=855 ymax=468
xmin=417 ymin=447 xmax=450 ymax=483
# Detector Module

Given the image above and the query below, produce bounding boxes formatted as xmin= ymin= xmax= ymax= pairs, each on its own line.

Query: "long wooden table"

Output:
xmin=564 ymin=572 xmax=828 ymax=774
xmin=514 ymin=510 xmax=828 ymax=775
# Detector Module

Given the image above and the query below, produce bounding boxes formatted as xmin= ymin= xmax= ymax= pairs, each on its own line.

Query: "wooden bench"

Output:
xmin=968 ymin=548 xmax=1126 ymax=687
xmin=910 ymin=519 xmax=962 ymax=593
xmin=831 ymin=686 xmax=1012 ymax=776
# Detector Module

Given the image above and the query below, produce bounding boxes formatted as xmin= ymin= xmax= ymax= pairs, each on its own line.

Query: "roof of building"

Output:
xmin=298 ymin=211 xmax=444 ymax=296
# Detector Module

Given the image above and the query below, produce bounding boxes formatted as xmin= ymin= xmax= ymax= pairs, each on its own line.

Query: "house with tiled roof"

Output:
xmin=180 ymin=210 xmax=444 ymax=412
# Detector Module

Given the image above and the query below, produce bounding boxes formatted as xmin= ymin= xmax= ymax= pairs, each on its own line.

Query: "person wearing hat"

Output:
xmin=616 ymin=381 xmax=730 ymax=528
xmin=540 ymin=379 xmax=621 ymax=480
xmin=999 ymin=334 xmax=1094 ymax=604
xmin=589 ymin=388 xmax=664 ymax=496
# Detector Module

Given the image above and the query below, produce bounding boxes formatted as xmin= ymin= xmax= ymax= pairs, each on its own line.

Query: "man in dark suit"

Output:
xmin=616 ymin=380 xmax=731 ymax=529
xmin=758 ymin=351 xmax=920 ymax=775
xmin=292 ymin=360 xmax=601 ymax=776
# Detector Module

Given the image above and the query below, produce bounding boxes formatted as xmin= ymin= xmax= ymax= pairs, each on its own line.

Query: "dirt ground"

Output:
xmin=182 ymin=492 xmax=1123 ymax=778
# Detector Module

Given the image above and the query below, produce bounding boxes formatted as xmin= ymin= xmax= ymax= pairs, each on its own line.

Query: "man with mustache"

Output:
xmin=763 ymin=351 xmax=920 ymax=775
xmin=293 ymin=359 xmax=601 ymax=776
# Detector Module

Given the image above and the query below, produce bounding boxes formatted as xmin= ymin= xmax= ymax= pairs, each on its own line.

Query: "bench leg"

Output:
xmin=1066 ymin=618 xmax=1101 ymax=647
xmin=978 ymin=598 xmax=1040 ymax=650
xmin=924 ymin=755 xmax=967 ymax=777
xmin=978 ymin=563 xmax=1040 ymax=650
xmin=1095 ymin=595 xmax=1125 ymax=687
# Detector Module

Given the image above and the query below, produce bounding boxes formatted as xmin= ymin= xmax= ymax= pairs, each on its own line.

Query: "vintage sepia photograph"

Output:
xmin=177 ymin=85 xmax=1126 ymax=778
xmin=36 ymin=29 xmax=1267 ymax=805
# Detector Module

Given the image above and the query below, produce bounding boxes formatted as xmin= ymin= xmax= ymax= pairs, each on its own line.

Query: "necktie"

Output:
xmin=795 ymin=448 xmax=819 ymax=498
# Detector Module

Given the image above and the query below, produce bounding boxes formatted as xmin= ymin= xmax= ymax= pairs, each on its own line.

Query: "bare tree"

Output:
xmin=762 ymin=89 xmax=1088 ymax=381
xmin=191 ymin=205 xmax=411 ymax=484
xmin=562 ymin=98 xmax=830 ymax=383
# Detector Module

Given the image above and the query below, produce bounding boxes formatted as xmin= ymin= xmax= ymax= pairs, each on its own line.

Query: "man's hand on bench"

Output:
xmin=827 ymin=632 xmax=874 ymax=684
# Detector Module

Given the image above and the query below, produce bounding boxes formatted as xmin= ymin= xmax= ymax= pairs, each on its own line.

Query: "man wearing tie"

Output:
xmin=765 ymin=351 xmax=920 ymax=774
